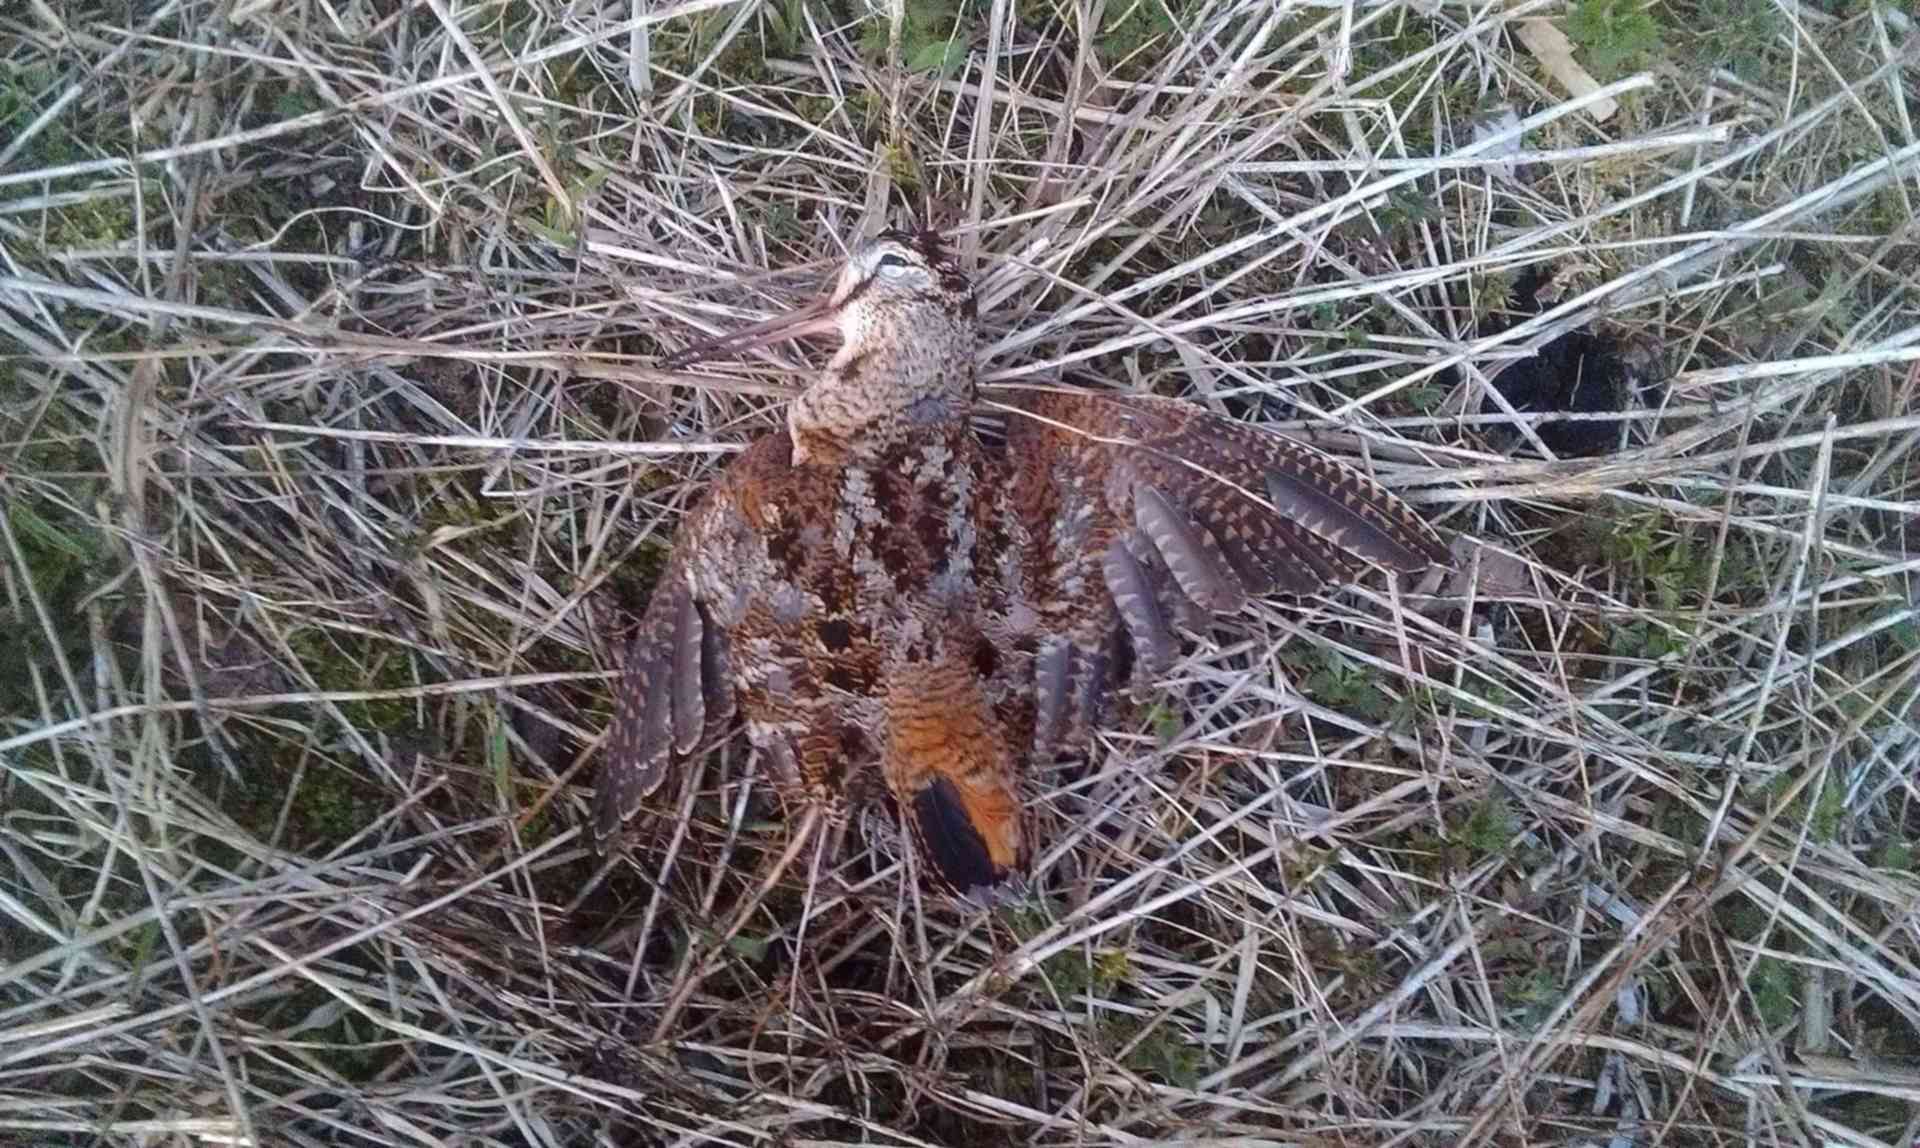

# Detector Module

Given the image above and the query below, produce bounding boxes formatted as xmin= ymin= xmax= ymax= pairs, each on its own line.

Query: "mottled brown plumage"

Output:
xmin=596 ymin=229 xmax=1451 ymax=900
xmin=980 ymin=387 xmax=1452 ymax=759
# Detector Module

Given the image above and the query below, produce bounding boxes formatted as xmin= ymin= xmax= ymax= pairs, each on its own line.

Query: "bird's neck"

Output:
xmin=788 ymin=327 xmax=974 ymax=465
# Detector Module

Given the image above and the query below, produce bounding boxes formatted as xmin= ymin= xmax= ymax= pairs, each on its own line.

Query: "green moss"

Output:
xmin=0 ymin=61 xmax=79 ymax=172
xmin=115 ymin=919 xmax=162 ymax=972
xmin=763 ymin=0 xmax=812 ymax=58
xmin=1756 ymin=267 xmax=1816 ymax=327
xmin=1472 ymin=270 xmax=1517 ymax=323
xmin=285 ymin=628 xmax=420 ymax=732
xmin=1653 ymin=783 xmax=1710 ymax=849
xmin=1294 ymin=649 xmax=1393 ymax=720
xmin=1823 ymin=1094 xmax=1909 ymax=1140
xmin=1378 ymin=186 xmax=1439 ymax=245
xmin=1282 ymin=641 xmax=1399 ymax=720
xmin=1279 ymin=845 xmax=1333 ymax=890
xmin=1142 ymin=700 xmax=1182 ymax=745
xmin=1401 ymin=382 xmax=1448 ymax=413
xmin=1747 ymin=955 xmax=1797 ymax=1026
xmin=1573 ymin=509 xmax=1722 ymax=626
xmin=1761 ymin=769 xmax=1847 ymax=844
xmin=884 ymin=140 xmax=923 ymax=196
xmin=795 ymin=93 xmax=837 ymax=126
xmin=1454 ymin=675 xmax=1518 ymax=720
xmin=1347 ymin=11 xmax=1443 ymax=123
xmin=714 ymin=21 xmax=774 ymax=83
xmin=517 ymin=805 xmax=556 ymax=848
xmin=1608 ymin=618 xmax=1690 ymax=660
xmin=1459 ymin=796 xmax=1515 ymax=857
xmin=1389 ymin=684 xmax=1436 ymax=731
xmin=0 ymin=488 xmax=111 ymax=735
xmin=1036 ymin=947 xmax=1132 ymax=998
xmin=46 ymin=193 xmax=138 ymax=250
xmin=1401 ymin=827 xmax=1461 ymax=878
xmin=1502 ymin=966 xmax=1562 ymax=1029
xmin=996 ymin=899 xmax=1132 ymax=999
xmin=1683 ymin=0 xmax=1782 ymax=79
xmin=1098 ymin=0 xmax=1178 ymax=71
xmin=608 ymin=537 xmax=674 ymax=618
xmin=1716 ymin=898 xmax=1769 ymax=943
xmin=0 ymin=64 xmax=139 ymax=244
xmin=1099 ymin=1015 xmax=1214 ymax=1087
xmin=905 ymin=0 xmax=979 ymax=68
xmin=1329 ymin=943 xmax=1383 ymax=999
xmin=1396 ymin=795 xmax=1518 ymax=877
xmin=294 ymin=763 xmax=385 ymax=845
xmin=689 ymin=99 xmax=728 ymax=144
xmin=1859 ymin=186 xmax=1912 ymax=241
xmin=1093 ymin=948 xmax=1132 ymax=986
xmin=0 ymin=364 xmax=130 ymax=826
xmin=1563 ymin=0 xmax=1662 ymax=80
xmin=199 ymin=729 xmax=388 ymax=854
xmin=634 ymin=6 xmax=802 ymax=146
xmin=262 ymin=986 xmax=399 ymax=1082
xmin=1874 ymin=839 xmax=1914 ymax=872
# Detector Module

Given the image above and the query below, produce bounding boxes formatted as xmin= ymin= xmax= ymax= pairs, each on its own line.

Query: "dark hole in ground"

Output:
xmin=1461 ymin=266 xmax=1664 ymax=458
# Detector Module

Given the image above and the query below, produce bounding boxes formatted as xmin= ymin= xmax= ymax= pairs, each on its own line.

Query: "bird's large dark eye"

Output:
xmin=876 ymin=251 xmax=911 ymax=274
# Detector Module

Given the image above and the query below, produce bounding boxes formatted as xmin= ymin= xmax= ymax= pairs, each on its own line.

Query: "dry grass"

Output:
xmin=4 ymin=0 xmax=1920 ymax=1143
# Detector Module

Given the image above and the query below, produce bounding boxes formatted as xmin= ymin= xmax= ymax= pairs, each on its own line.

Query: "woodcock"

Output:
xmin=596 ymin=228 xmax=1451 ymax=900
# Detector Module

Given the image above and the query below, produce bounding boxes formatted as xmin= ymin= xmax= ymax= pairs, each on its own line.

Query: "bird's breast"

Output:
xmin=828 ymin=436 xmax=982 ymax=626
xmin=695 ymin=430 xmax=989 ymax=702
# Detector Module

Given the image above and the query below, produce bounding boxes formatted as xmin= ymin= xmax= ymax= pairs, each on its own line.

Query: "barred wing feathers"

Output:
xmin=995 ymin=388 xmax=1449 ymax=756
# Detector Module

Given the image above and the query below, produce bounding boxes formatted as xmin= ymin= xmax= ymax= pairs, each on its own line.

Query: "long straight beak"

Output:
xmin=662 ymin=293 xmax=841 ymax=369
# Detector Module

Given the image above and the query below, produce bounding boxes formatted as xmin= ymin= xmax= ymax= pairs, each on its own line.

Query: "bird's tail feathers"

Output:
xmin=883 ymin=658 xmax=1026 ymax=899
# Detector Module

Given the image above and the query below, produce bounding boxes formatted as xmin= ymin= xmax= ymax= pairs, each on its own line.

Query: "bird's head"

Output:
xmin=664 ymin=229 xmax=978 ymax=461
xmin=664 ymin=230 xmax=976 ymax=369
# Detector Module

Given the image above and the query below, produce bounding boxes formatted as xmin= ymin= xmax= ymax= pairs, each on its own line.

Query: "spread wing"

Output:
xmin=591 ymin=433 xmax=815 ymax=851
xmin=990 ymin=387 xmax=1451 ymax=757
xmin=594 ymin=524 xmax=737 ymax=848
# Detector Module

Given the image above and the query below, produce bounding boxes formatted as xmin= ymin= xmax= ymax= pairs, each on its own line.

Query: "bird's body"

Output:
xmin=597 ymin=229 xmax=1451 ymax=899
xmin=673 ymin=425 xmax=1019 ymax=878
xmin=600 ymin=232 xmax=1031 ymax=891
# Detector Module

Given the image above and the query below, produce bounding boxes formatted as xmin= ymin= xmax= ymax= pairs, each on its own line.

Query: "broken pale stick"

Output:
xmin=1516 ymin=18 xmax=1619 ymax=122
